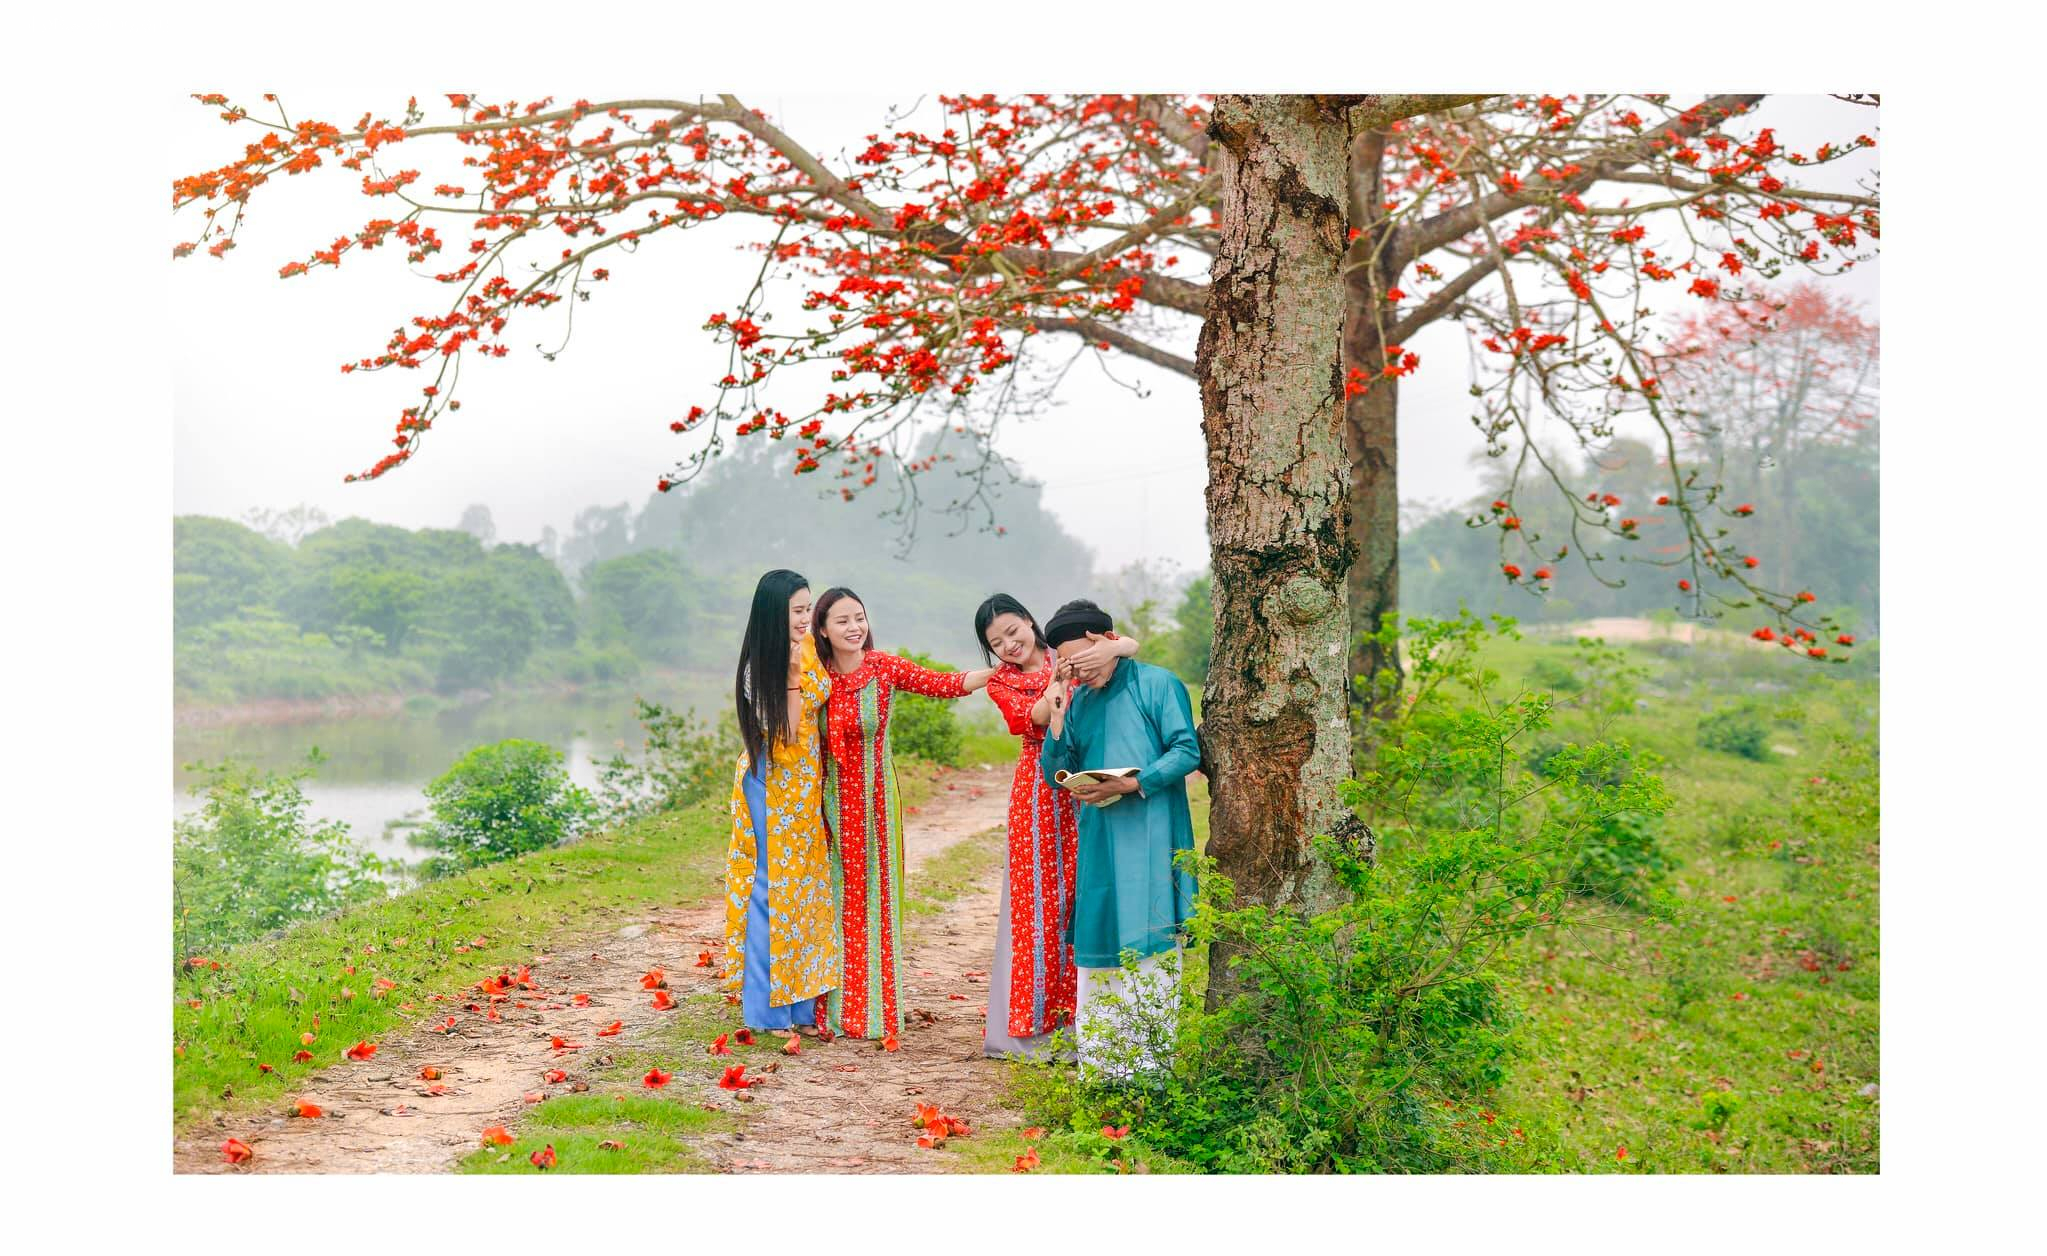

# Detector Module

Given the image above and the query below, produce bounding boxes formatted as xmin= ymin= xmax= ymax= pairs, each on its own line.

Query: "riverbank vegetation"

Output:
xmin=995 ymin=617 xmax=1876 ymax=1174
xmin=172 ymin=614 xmax=1876 ymax=1173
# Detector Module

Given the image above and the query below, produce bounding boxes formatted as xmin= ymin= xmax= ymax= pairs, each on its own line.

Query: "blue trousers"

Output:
xmin=740 ymin=759 xmax=819 ymax=1031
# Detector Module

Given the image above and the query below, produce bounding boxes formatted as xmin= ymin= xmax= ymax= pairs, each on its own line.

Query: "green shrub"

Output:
xmin=1017 ymin=612 xmax=1664 ymax=1173
xmin=1527 ymin=655 xmax=1583 ymax=693
xmin=890 ymin=649 xmax=964 ymax=766
xmin=595 ymin=699 xmax=738 ymax=827
xmin=413 ymin=739 xmax=596 ymax=877
xmin=1528 ymin=741 xmax=1674 ymax=908
xmin=1698 ymin=704 xmax=1771 ymax=760
xmin=172 ymin=754 xmax=386 ymax=967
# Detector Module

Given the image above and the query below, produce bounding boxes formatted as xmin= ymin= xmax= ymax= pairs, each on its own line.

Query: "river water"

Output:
xmin=172 ymin=676 xmax=1006 ymax=874
xmin=171 ymin=678 xmax=727 ymax=870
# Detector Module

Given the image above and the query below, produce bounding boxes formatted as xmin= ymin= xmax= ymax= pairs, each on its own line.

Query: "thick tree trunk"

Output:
xmin=1198 ymin=96 xmax=1357 ymax=1003
xmin=1342 ymin=118 xmax=1403 ymax=722
xmin=1345 ymin=361 xmax=1400 ymax=714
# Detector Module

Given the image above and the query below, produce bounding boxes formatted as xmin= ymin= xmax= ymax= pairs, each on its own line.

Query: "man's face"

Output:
xmin=1056 ymin=637 xmax=1118 ymax=689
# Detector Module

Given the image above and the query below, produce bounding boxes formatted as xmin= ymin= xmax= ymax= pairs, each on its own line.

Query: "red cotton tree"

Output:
xmin=172 ymin=91 xmax=1880 ymax=915
xmin=1654 ymin=281 xmax=1879 ymax=645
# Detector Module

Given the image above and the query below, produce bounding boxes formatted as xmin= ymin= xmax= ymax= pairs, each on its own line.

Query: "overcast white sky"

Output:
xmin=170 ymin=93 xmax=1877 ymax=574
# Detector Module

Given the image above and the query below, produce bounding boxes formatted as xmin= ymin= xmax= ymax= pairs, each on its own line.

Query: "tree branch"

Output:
xmin=1598 ymin=168 xmax=1879 ymax=208
xmin=997 ymin=248 xmax=1211 ymax=316
xmin=1399 ymin=93 xmax=1768 ymax=265
xmin=1048 ymin=174 xmax=1221 ymax=283
xmin=1031 ymin=317 xmax=1197 ymax=377
xmin=1385 ymin=249 xmax=1506 ymax=345
xmin=1136 ymin=94 xmax=1211 ymax=165
xmin=714 ymin=93 xmax=892 ymax=225
xmin=1321 ymin=94 xmax=1498 ymax=130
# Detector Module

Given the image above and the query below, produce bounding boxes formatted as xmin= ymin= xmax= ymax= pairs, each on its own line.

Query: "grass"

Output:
xmin=456 ymin=1098 xmax=728 ymax=1174
xmin=950 ymin=1123 xmax=1192 ymax=1175
xmin=960 ymin=725 xmax=1018 ymax=768
xmin=989 ymin=633 xmax=1876 ymax=1175
xmin=179 ymin=634 xmax=1873 ymax=1174
xmin=175 ymin=731 xmax=1010 ymax=1134
xmin=1482 ymin=632 xmax=1880 ymax=1173
xmin=905 ymin=824 xmax=1005 ymax=918
xmin=173 ymin=802 xmax=731 ymax=1129
xmin=455 ymin=988 xmax=744 ymax=1174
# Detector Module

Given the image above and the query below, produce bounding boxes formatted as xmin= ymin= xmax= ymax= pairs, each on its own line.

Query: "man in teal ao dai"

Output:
xmin=1039 ymin=598 xmax=1201 ymax=1080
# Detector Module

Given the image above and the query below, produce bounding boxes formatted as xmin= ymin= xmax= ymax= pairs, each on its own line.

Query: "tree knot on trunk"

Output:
xmin=1272 ymin=574 xmax=1338 ymax=625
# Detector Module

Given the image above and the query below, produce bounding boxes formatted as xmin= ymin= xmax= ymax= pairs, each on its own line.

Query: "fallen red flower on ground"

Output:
xmin=530 ymin=1144 xmax=557 ymax=1170
xmin=644 ymin=1067 xmax=673 ymax=1089
xmin=481 ymin=1126 xmax=513 ymax=1146
xmin=344 ymin=1040 xmax=377 ymax=1061
xmin=221 ymin=1138 xmax=253 ymax=1164
xmin=718 ymin=1065 xmax=753 ymax=1090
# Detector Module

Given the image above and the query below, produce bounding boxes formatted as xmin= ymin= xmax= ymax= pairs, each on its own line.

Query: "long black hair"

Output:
xmin=972 ymin=593 xmax=1049 ymax=666
xmin=811 ymin=586 xmax=868 ymax=665
xmin=736 ymin=569 xmax=809 ymax=775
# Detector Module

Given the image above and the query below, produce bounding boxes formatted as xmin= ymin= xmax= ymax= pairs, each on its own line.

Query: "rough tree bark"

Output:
xmin=1198 ymin=96 xmax=1358 ymax=1001
xmin=1343 ymin=114 xmax=1402 ymax=717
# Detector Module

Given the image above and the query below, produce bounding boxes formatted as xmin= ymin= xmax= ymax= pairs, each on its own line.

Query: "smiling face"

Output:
xmin=787 ymin=586 xmax=813 ymax=643
xmin=820 ymin=596 xmax=869 ymax=654
xmin=983 ymin=612 xmax=1041 ymax=669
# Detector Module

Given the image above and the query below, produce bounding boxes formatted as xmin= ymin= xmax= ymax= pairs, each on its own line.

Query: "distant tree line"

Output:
xmin=175 ymin=433 xmax=1152 ymax=704
xmin=1401 ymin=427 xmax=1879 ymax=636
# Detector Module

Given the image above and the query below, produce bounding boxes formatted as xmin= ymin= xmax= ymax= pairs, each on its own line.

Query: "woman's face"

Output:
xmin=984 ymin=612 xmax=1039 ymax=668
xmin=821 ymin=597 xmax=869 ymax=653
xmin=786 ymin=587 xmax=813 ymax=643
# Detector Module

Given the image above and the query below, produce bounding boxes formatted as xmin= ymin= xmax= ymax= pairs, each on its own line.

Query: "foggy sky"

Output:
xmin=170 ymin=92 xmax=1877 ymax=573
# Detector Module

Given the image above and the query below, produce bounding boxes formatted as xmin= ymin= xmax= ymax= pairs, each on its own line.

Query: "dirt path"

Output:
xmin=173 ymin=764 xmax=1015 ymax=1175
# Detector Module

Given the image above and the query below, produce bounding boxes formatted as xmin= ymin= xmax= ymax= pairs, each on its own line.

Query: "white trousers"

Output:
xmin=1075 ymin=945 xmax=1182 ymax=1080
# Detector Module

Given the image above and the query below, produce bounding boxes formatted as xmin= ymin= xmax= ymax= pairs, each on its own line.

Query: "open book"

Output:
xmin=1052 ymin=767 xmax=1141 ymax=808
